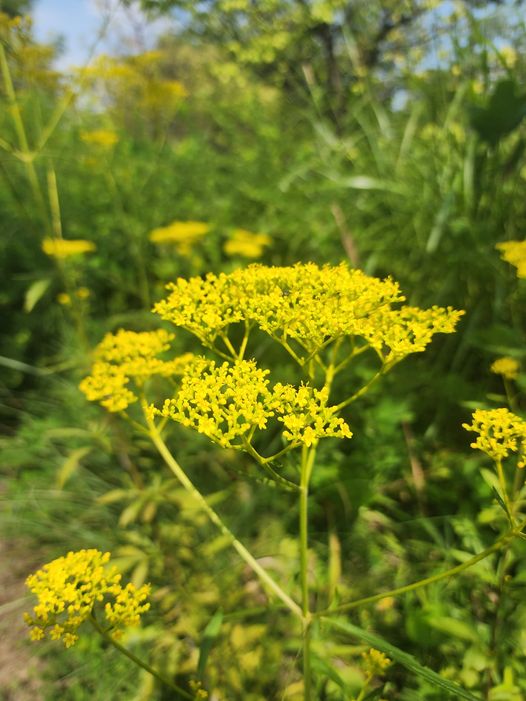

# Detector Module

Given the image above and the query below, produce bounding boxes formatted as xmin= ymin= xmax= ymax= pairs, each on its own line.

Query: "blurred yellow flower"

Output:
xmin=80 ymin=129 xmax=119 ymax=148
xmin=490 ymin=357 xmax=520 ymax=381
xmin=24 ymin=550 xmax=150 ymax=647
xmin=76 ymin=287 xmax=91 ymax=299
xmin=42 ymin=238 xmax=96 ymax=259
xmin=224 ymin=228 xmax=272 ymax=259
xmin=496 ymin=240 xmax=526 ymax=278
xmin=57 ymin=293 xmax=71 ymax=305
xmin=361 ymin=648 xmax=391 ymax=676
xmin=149 ymin=221 xmax=209 ymax=255
xmin=499 ymin=46 xmax=518 ymax=68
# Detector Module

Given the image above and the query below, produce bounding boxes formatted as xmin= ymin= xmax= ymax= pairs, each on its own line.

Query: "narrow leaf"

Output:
xmin=24 ymin=278 xmax=51 ymax=313
xmin=198 ymin=609 xmax=223 ymax=679
xmin=321 ymin=617 xmax=482 ymax=701
xmin=56 ymin=447 xmax=91 ymax=488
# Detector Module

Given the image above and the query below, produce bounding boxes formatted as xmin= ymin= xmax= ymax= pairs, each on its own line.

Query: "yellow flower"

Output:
xmin=149 ymin=221 xmax=210 ymax=256
xmin=57 ymin=292 xmax=71 ymax=305
xmin=151 ymin=358 xmax=352 ymax=450
xmin=42 ymin=238 xmax=96 ymax=259
xmin=499 ymin=46 xmax=518 ymax=68
xmin=490 ymin=357 xmax=520 ymax=381
xmin=79 ymin=329 xmax=192 ymax=412
xmin=24 ymin=550 xmax=150 ymax=647
xmin=80 ymin=129 xmax=119 ymax=148
xmin=496 ymin=240 xmax=526 ymax=278
xmin=224 ymin=228 xmax=272 ymax=259
xmin=361 ymin=648 xmax=391 ymax=676
xmin=154 ymin=263 xmax=462 ymax=360
xmin=76 ymin=287 xmax=91 ymax=299
xmin=463 ymin=408 xmax=526 ymax=467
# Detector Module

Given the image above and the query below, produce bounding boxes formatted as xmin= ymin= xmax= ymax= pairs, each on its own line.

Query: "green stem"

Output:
xmin=143 ymin=402 xmax=303 ymax=619
xmin=495 ymin=459 xmax=513 ymax=523
xmin=333 ymin=366 xmax=385 ymax=413
xmin=300 ymin=444 xmax=317 ymax=700
xmin=238 ymin=320 xmax=251 ymax=360
xmin=89 ymin=614 xmax=193 ymax=699
xmin=315 ymin=531 xmax=517 ymax=618
xmin=219 ymin=332 xmax=238 ymax=359
xmin=243 ymin=441 xmax=299 ymax=492
xmin=354 ymin=674 xmax=373 ymax=701
xmin=0 ymin=42 xmax=48 ymax=230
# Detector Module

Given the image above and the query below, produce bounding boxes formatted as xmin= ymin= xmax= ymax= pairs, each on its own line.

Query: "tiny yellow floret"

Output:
xmin=24 ymin=549 xmax=150 ymax=647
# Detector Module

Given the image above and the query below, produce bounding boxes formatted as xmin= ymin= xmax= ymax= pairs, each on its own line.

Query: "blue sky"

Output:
xmin=32 ymin=0 xmax=174 ymax=69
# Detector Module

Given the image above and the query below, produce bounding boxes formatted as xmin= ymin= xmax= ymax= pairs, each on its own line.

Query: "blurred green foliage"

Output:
xmin=2 ymin=1 xmax=526 ymax=699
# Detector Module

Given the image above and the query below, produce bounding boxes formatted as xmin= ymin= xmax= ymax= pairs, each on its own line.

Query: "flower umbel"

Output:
xmin=154 ymin=263 xmax=462 ymax=360
xmin=361 ymin=648 xmax=391 ymax=676
xmin=490 ymin=356 xmax=520 ymax=381
xmin=42 ymin=238 xmax=96 ymax=259
xmin=79 ymin=329 xmax=192 ymax=412
xmin=463 ymin=408 xmax=526 ymax=467
xmin=151 ymin=357 xmax=352 ymax=450
xmin=223 ymin=228 xmax=272 ymax=259
xmin=149 ymin=221 xmax=209 ymax=255
xmin=24 ymin=550 xmax=150 ymax=647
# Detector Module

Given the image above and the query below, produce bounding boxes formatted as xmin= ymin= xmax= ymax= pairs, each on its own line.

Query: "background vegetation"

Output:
xmin=2 ymin=0 xmax=526 ymax=699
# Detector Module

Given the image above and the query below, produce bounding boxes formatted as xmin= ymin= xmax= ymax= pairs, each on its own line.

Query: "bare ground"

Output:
xmin=0 ymin=539 xmax=43 ymax=701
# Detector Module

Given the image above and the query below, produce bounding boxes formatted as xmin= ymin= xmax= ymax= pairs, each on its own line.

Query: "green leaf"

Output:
xmin=321 ymin=617 xmax=482 ymax=701
xmin=198 ymin=609 xmax=223 ymax=680
xmin=55 ymin=446 xmax=92 ymax=488
xmin=470 ymin=79 xmax=526 ymax=146
xmin=24 ymin=278 xmax=51 ymax=313
xmin=427 ymin=616 xmax=480 ymax=643
xmin=310 ymin=650 xmax=348 ymax=690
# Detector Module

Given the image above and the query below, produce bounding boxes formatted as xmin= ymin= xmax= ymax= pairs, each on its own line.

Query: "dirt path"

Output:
xmin=0 ymin=540 xmax=43 ymax=701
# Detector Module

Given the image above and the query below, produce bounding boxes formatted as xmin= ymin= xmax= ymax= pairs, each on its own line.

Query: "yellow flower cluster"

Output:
xmin=363 ymin=305 xmax=464 ymax=365
xmin=463 ymin=408 xmax=526 ymax=467
xmin=497 ymin=240 xmax=526 ymax=278
xmin=80 ymin=129 xmax=119 ymax=148
xmin=224 ymin=229 xmax=272 ymax=259
xmin=151 ymin=358 xmax=351 ymax=449
xmin=154 ymin=263 xmax=462 ymax=361
xmin=79 ymin=329 xmax=192 ymax=412
xmin=490 ymin=356 xmax=520 ymax=381
xmin=42 ymin=238 xmax=96 ymax=259
xmin=272 ymin=383 xmax=352 ymax=447
xmin=24 ymin=550 xmax=150 ymax=647
xmin=149 ymin=221 xmax=210 ymax=255
xmin=361 ymin=648 xmax=391 ymax=676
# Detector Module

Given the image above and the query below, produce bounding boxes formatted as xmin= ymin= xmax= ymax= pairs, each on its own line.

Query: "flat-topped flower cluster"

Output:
xmin=463 ymin=408 xmax=526 ymax=467
xmin=152 ymin=358 xmax=352 ymax=449
xmin=24 ymin=550 xmax=150 ymax=647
